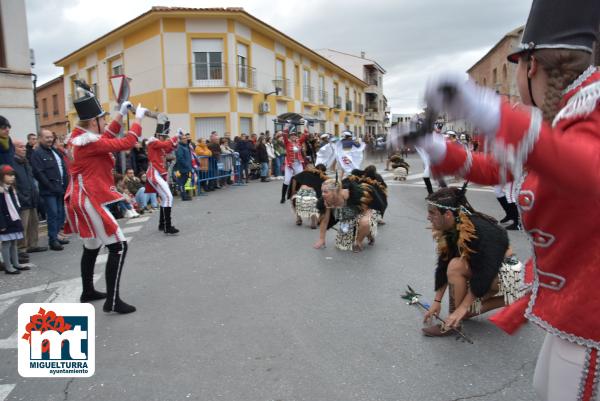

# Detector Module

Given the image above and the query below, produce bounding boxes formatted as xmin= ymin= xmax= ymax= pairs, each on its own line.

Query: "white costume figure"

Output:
xmin=335 ymin=132 xmax=365 ymax=174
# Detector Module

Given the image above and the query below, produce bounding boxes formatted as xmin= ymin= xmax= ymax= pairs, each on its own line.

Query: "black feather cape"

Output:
xmin=434 ymin=214 xmax=509 ymax=298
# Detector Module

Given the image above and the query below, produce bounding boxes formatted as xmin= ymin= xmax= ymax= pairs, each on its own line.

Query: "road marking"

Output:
xmin=0 ymin=384 xmax=16 ymax=401
xmin=127 ymin=216 xmax=150 ymax=224
xmin=0 ymin=275 xmax=101 ymax=350
xmin=0 ymin=298 xmax=17 ymax=315
xmin=122 ymin=225 xmax=142 ymax=234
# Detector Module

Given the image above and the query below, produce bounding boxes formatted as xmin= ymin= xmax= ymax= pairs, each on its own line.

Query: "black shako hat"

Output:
xmin=73 ymin=81 xmax=107 ymax=121
xmin=507 ymin=0 xmax=600 ymax=63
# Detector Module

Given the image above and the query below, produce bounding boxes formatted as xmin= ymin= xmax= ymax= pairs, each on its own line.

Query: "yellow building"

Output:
xmin=55 ymin=7 xmax=367 ymax=139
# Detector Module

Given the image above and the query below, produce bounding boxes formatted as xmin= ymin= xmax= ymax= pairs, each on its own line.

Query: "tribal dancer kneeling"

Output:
xmin=313 ymin=177 xmax=387 ymax=252
xmin=422 ymin=186 xmax=524 ymax=336
xmin=288 ymin=164 xmax=328 ymax=229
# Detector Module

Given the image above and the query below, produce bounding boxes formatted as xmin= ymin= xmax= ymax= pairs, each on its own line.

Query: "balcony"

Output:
xmin=191 ymin=62 xmax=227 ymax=87
xmin=302 ymin=85 xmax=315 ymax=103
xmin=318 ymin=90 xmax=328 ymax=105
xmin=237 ymin=64 xmax=257 ymax=90
xmin=345 ymin=101 xmax=353 ymax=112
xmin=273 ymin=77 xmax=292 ymax=97
xmin=333 ymin=95 xmax=342 ymax=109
xmin=365 ymin=106 xmax=380 ymax=121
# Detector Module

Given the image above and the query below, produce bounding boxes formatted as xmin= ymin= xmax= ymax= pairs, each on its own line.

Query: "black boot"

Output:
xmin=158 ymin=207 xmax=165 ymax=231
xmin=80 ymin=246 xmax=107 ymax=302
xmin=496 ymin=196 xmax=512 ymax=223
xmin=423 ymin=177 xmax=434 ymax=195
xmin=102 ymin=241 xmax=136 ymax=314
xmin=280 ymin=184 xmax=288 ymax=203
xmin=163 ymin=207 xmax=179 ymax=235
xmin=505 ymin=203 xmax=521 ymax=230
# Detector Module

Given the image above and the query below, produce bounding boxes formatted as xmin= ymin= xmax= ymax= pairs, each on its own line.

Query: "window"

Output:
xmin=110 ymin=58 xmax=123 ymax=76
xmin=237 ymin=43 xmax=248 ymax=86
xmin=275 ymin=58 xmax=284 ymax=79
xmin=240 ymin=117 xmax=252 ymax=135
xmin=192 ymin=39 xmax=224 ymax=86
xmin=195 ymin=117 xmax=226 ymax=139
xmin=42 ymin=98 xmax=48 ymax=118
xmin=302 ymin=68 xmax=312 ymax=101
xmin=493 ymin=68 xmax=497 ymax=86
xmin=52 ymin=94 xmax=59 ymax=115
xmin=294 ymin=64 xmax=299 ymax=86
xmin=88 ymin=66 xmax=98 ymax=96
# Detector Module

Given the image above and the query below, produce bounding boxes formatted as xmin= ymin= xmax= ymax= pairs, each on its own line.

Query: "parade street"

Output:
xmin=0 ymin=156 xmax=542 ymax=401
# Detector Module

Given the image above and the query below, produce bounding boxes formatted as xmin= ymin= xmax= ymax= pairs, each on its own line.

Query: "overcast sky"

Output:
xmin=25 ymin=0 xmax=530 ymax=114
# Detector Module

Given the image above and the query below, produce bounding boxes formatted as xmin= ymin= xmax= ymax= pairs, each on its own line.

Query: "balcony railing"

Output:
xmin=191 ymin=62 xmax=227 ymax=87
xmin=302 ymin=85 xmax=315 ymax=103
xmin=345 ymin=101 xmax=353 ymax=112
xmin=366 ymin=104 xmax=379 ymax=112
xmin=237 ymin=64 xmax=256 ymax=90
xmin=333 ymin=95 xmax=342 ymax=109
xmin=318 ymin=90 xmax=328 ymax=105
xmin=273 ymin=77 xmax=292 ymax=97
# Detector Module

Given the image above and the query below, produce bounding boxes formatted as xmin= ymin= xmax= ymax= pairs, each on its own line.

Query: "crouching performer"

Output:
xmin=289 ymin=164 xmax=328 ymax=229
xmin=422 ymin=185 xmax=525 ymax=336
xmin=313 ymin=177 xmax=387 ymax=252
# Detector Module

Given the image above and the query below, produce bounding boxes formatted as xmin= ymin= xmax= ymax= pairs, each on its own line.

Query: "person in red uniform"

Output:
xmin=421 ymin=1 xmax=600 ymax=399
xmin=279 ymin=123 xmax=309 ymax=203
xmin=146 ymin=130 xmax=179 ymax=234
xmin=65 ymin=84 xmax=148 ymax=314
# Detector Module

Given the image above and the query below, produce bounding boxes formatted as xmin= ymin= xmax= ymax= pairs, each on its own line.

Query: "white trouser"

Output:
xmin=284 ymin=160 xmax=304 ymax=185
xmin=149 ymin=170 xmax=173 ymax=207
xmin=82 ymin=198 xmax=125 ymax=249
xmin=533 ymin=333 xmax=599 ymax=401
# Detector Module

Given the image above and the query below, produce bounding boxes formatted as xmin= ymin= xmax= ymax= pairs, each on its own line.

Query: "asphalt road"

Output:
xmin=0 ymin=154 xmax=543 ymax=401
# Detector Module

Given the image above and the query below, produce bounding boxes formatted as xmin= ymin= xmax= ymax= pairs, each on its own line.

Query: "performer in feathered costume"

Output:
xmin=313 ymin=173 xmax=387 ymax=252
xmin=421 ymin=0 xmax=600 ymax=398
xmin=146 ymin=126 xmax=179 ymax=235
xmin=65 ymin=82 xmax=147 ymax=314
xmin=421 ymin=185 xmax=523 ymax=337
xmin=288 ymin=163 xmax=328 ymax=228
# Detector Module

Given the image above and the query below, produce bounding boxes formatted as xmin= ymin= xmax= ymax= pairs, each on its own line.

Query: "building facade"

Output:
xmin=55 ymin=7 xmax=367 ymax=139
xmin=467 ymin=26 xmax=523 ymax=104
xmin=0 ymin=0 xmax=37 ymax=139
xmin=316 ymin=49 xmax=390 ymax=137
xmin=36 ymin=75 xmax=68 ymax=137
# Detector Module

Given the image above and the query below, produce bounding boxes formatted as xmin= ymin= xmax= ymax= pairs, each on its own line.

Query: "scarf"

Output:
xmin=1 ymin=186 xmax=20 ymax=222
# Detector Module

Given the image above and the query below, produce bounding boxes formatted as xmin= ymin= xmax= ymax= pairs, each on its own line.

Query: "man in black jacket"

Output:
xmin=30 ymin=130 xmax=68 ymax=251
xmin=14 ymin=140 xmax=47 ymax=255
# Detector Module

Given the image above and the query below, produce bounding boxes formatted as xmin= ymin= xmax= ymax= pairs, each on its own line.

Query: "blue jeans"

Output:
xmin=260 ymin=162 xmax=269 ymax=177
xmin=275 ymin=155 xmax=285 ymax=176
xmin=135 ymin=188 xmax=158 ymax=208
xmin=42 ymin=195 xmax=65 ymax=243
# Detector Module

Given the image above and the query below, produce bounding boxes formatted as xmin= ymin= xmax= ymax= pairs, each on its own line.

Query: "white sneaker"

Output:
xmin=124 ymin=210 xmax=135 ymax=218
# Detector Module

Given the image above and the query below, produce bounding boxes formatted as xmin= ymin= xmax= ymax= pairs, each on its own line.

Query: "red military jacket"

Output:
xmin=431 ymin=66 xmax=600 ymax=348
xmin=65 ymin=120 xmax=142 ymax=238
xmin=283 ymin=129 xmax=309 ymax=168
xmin=146 ymin=136 xmax=177 ymax=176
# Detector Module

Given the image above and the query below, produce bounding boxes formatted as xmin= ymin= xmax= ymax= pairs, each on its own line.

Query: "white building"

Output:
xmin=0 ymin=0 xmax=37 ymax=139
xmin=316 ymin=49 xmax=390 ymax=137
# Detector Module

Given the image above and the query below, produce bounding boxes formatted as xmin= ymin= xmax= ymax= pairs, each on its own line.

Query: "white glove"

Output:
xmin=119 ymin=101 xmax=133 ymax=116
xmin=425 ymin=71 xmax=501 ymax=136
xmin=416 ymin=132 xmax=447 ymax=165
xmin=135 ymin=103 xmax=148 ymax=120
